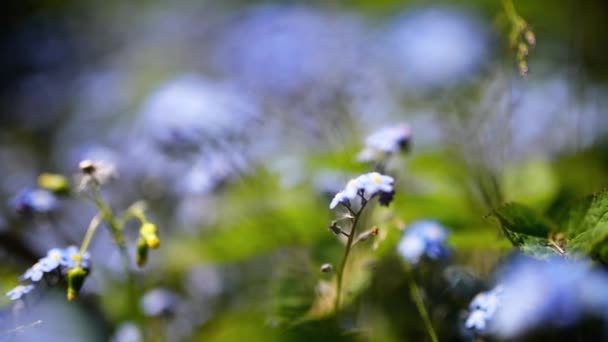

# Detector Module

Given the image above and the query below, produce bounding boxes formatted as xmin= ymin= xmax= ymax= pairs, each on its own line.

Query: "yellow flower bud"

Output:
xmin=145 ymin=234 xmax=160 ymax=249
xmin=67 ymin=266 xmax=88 ymax=301
xmin=38 ymin=173 xmax=70 ymax=194
xmin=140 ymin=223 xmax=160 ymax=249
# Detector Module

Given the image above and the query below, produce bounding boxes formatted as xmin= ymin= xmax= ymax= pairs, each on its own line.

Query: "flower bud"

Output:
xmin=67 ymin=266 xmax=88 ymax=301
xmin=140 ymin=223 xmax=160 ymax=249
xmin=525 ymin=29 xmax=536 ymax=46
xmin=320 ymin=264 xmax=333 ymax=273
xmin=38 ymin=173 xmax=70 ymax=194
xmin=136 ymin=237 xmax=149 ymax=268
xmin=358 ymin=226 xmax=380 ymax=242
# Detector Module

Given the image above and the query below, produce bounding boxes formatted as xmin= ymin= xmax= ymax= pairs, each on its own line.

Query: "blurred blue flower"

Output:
xmin=382 ymin=7 xmax=488 ymax=90
xmin=6 ymin=284 xmax=35 ymax=301
xmin=12 ymin=188 xmax=58 ymax=215
xmin=397 ymin=220 xmax=450 ymax=264
xmin=490 ymin=257 xmax=608 ymax=339
xmin=136 ymin=75 xmax=259 ymax=154
xmin=61 ymin=245 xmax=91 ymax=270
xmin=140 ymin=288 xmax=179 ymax=317
xmin=214 ymin=5 xmax=363 ymax=99
xmin=358 ymin=123 xmax=412 ymax=162
xmin=22 ymin=246 xmax=90 ymax=282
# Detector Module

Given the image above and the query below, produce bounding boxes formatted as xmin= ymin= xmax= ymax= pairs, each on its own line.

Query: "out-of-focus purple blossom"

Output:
xmin=140 ymin=288 xmax=179 ymax=317
xmin=110 ymin=322 xmax=143 ymax=342
xmin=12 ymin=188 xmax=58 ymax=215
xmin=214 ymin=5 xmax=363 ymax=99
xmin=329 ymin=172 xmax=395 ymax=209
xmin=489 ymin=257 xmax=608 ymax=339
xmin=397 ymin=220 xmax=450 ymax=264
xmin=464 ymin=285 xmax=503 ymax=334
xmin=136 ymin=75 xmax=259 ymax=153
xmin=5 ymin=284 xmax=35 ymax=301
xmin=358 ymin=123 xmax=412 ymax=162
xmin=381 ymin=7 xmax=488 ymax=90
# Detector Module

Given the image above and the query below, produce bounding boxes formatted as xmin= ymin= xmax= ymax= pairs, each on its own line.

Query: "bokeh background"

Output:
xmin=1 ymin=0 xmax=608 ymax=341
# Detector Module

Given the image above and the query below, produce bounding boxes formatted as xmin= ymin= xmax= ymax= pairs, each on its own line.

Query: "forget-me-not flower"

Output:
xmin=329 ymin=172 xmax=395 ymax=209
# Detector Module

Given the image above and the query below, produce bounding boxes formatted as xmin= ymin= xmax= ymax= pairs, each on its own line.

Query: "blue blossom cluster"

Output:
xmin=465 ymin=257 xmax=608 ymax=339
xmin=5 ymin=246 xmax=90 ymax=301
xmin=358 ymin=123 xmax=412 ymax=162
xmin=397 ymin=220 xmax=450 ymax=264
xmin=464 ymin=285 xmax=503 ymax=333
xmin=329 ymin=172 xmax=395 ymax=209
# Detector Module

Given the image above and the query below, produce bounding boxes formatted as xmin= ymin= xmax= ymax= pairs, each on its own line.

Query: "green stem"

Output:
xmin=334 ymin=200 xmax=367 ymax=313
xmin=91 ymin=193 xmax=139 ymax=319
xmin=406 ymin=266 xmax=438 ymax=342
xmin=79 ymin=213 xmax=102 ymax=257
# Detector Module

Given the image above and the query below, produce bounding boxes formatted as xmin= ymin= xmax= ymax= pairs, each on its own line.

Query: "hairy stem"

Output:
xmin=334 ymin=199 xmax=367 ymax=313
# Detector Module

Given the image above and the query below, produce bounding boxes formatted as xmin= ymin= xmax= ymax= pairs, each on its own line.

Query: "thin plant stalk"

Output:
xmin=406 ymin=265 xmax=439 ymax=342
xmin=334 ymin=196 xmax=368 ymax=312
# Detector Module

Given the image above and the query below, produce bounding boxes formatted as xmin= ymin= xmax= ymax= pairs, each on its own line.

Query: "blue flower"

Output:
xmin=11 ymin=188 xmax=58 ymax=215
xmin=22 ymin=246 xmax=91 ymax=282
xmin=140 ymin=288 xmax=178 ymax=317
xmin=397 ymin=220 xmax=450 ymax=264
xmin=6 ymin=284 xmax=35 ymax=300
xmin=23 ymin=262 xmax=46 ymax=282
xmin=486 ymin=257 xmax=608 ymax=339
xmin=61 ymin=245 xmax=91 ymax=270
xmin=358 ymin=123 xmax=411 ymax=162
xmin=329 ymin=172 xmax=395 ymax=209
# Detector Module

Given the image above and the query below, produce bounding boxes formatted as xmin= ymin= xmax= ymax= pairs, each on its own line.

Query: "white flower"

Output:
xmin=6 ymin=284 xmax=35 ymax=300
xmin=359 ymin=172 xmax=394 ymax=199
xmin=328 ymin=172 xmax=395 ymax=209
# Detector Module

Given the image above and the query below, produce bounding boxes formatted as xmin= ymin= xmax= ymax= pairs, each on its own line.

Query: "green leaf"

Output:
xmin=490 ymin=202 xmax=558 ymax=239
xmin=563 ymin=190 xmax=608 ymax=257
xmin=502 ymin=158 xmax=559 ymax=211
xmin=270 ymin=252 xmax=317 ymax=326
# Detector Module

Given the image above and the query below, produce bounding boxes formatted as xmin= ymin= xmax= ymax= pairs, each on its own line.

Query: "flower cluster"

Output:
xmin=464 ymin=285 xmax=503 ymax=333
xmin=397 ymin=220 xmax=450 ymax=264
xmin=357 ymin=124 xmax=411 ymax=163
xmin=6 ymin=246 xmax=90 ymax=301
xmin=329 ymin=172 xmax=395 ymax=209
